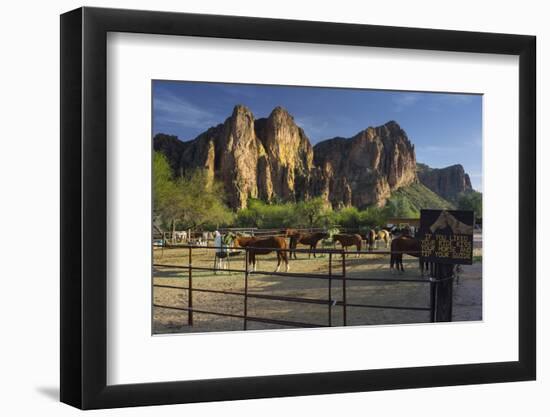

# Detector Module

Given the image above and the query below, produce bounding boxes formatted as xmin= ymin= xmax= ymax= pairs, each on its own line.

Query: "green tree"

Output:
xmin=235 ymin=199 xmax=301 ymax=229
xmin=153 ymin=152 xmax=180 ymax=235
xmin=296 ymin=197 xmax=331 ymax=228
xmin=333 ymin=207 xmax=361 ymax=229
xmin=359 ymin=206 xmax=388 ymax=229
xmin=153 ymin=152 xmax=233 ymax=236
xmin=457 ymin=191 xmax=482 ymax=219
xmin=153 ymin=152 xmax=174 ymax=214
xmin=236 ymin=199 xmax=267 ymax=228
xmin=174 ymin=169 xmax=233 ymax=229
xmin=384 ymin=195 xmax=419 ymax=218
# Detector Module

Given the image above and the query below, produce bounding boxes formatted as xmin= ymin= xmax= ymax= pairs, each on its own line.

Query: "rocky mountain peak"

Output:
xmin=231 ymin=104 xmax=253 ymax=119
xmin=313 ymin=123 xmax=417 ymax=208
xmin=382 ymin=119 xmax=402 ymax=130
xmin=155 ymin=107 xmax=423 ymax=209
xmin=260 ymin=105 xmax=314 ymax=201
xmin=417 ymin=163 xmax=473 ymax=201
xmin=269 ymin=105 xmax=293 ymax=120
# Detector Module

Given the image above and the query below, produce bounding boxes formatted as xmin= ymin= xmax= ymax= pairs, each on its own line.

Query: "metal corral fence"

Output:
xmin=219 ymin=227 xmax=328 ymax=237
xmin=153 ymin=245 xmax=456 ymax=330
xmin=156 ymin=227 xmax=332 ymax=245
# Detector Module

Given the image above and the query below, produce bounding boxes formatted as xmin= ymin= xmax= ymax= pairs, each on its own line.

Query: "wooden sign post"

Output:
xmin=419 ymin=209 xmax=474 ymax=322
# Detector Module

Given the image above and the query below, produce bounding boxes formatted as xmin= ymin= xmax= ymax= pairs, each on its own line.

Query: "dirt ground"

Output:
xmin=153 ymin=235 xmax=482 ymax=334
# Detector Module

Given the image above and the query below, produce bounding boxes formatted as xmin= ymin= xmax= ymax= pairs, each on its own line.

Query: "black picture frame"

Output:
xmin=60 ymin=6 xmax=536 ymax=410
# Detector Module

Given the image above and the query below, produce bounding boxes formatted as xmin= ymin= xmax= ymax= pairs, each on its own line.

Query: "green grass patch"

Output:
xmin=392 ymin=182 xmax=455 ymax=213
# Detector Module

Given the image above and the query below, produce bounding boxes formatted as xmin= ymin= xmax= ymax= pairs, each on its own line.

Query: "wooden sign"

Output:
xmin=418 ymin=209 xmax=474 ymax=265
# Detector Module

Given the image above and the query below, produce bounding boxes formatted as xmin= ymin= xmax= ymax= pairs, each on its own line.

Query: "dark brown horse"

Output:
xmin=234 ymin=235 xmax=289 ymax=272
xmin=390 ymin=236 xmax=425 ymax=275
xmin=289 ymin=232 xmax=329 ymax=259
xmin=333 ymin=234 xmax=362 ymax=257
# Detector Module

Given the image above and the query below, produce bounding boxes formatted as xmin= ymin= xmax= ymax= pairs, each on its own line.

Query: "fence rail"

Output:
xmin=153 ymin=244 xmax=453 ymax=330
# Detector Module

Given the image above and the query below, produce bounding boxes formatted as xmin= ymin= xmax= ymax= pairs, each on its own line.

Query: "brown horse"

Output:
xmin=389 ymin=236 xmax=425 ymax=275
xmin=234 ymin=235 xmax=289 ymax=272
xmin=233 ymin=235 xmax=256 ymax=247
xmin=333 ymin=234 xmax=362 ymax=257
xmin=289 ymin=232 xmax=329 ymax=259
xmin=284 ymin=228 xmax=300 ymax=237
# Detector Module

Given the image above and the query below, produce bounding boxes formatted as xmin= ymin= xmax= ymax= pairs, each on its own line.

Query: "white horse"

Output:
xmin=375 ymin=229 xmax=392 ymax=248
xmin=174 ymin=231 xmax=187 ymax=242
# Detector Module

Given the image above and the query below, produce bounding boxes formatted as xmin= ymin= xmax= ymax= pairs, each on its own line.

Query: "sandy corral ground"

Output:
xmin=153 ymin=233 xmax=482 ymax=334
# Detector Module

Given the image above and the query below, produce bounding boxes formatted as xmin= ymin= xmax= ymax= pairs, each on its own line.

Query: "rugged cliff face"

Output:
xmin=313 ymin=121 xmax=417 ymax=208
xmin=154 ymin=106 xmax=419 ymax=209
xmin=417 ymin=163 xmax=473 ymax=201
xmin=154 ymin=105 xmax=315 ymax=208
xmin=255 ymin=107 xmax=315 ymax=203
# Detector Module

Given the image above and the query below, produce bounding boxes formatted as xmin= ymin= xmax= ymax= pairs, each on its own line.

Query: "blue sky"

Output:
xmin=153 ymin=81 xmax=482 ymax=191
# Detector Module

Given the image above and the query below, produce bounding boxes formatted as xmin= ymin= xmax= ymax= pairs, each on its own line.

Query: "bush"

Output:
xmin=235 ymin=199 xmax=299 ymax=229
xmin=457 ymin=191 xmax=482 ymax=219
xmin=383 ymin=195 xmax=419 ymax=218
xmin=329 ymin=206 xmax=387 ymax=231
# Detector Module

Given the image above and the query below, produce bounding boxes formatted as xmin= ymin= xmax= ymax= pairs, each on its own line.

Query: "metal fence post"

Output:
xmin=188 ymin=246 xmax=193 ymax=326
xmin=243 ymin=248 xmax=249 ymax=330
xmin=342 ymin=250 xmax=347 ymax=326
xmin=328 ymin=252 xmax=332 ymax=327
xmin=429 ymin=280 xmax=436 ymax=322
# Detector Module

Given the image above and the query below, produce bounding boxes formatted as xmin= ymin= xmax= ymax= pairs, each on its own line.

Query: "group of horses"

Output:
xmin=388 ymin=211 xmax=474 ymax=274
xmin=228 ymin=226 xmax=423 ymax=274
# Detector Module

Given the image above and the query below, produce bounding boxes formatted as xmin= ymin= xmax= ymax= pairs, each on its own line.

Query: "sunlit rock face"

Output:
xmin=154 ymin=107 xmax=418 ymax=209
xmin=313 ymin=121 xmax=417 ymax=208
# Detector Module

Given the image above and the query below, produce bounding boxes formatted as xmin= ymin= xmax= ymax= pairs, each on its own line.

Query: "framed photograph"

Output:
xmin=60 ymin=7 xmax=536 ymax=409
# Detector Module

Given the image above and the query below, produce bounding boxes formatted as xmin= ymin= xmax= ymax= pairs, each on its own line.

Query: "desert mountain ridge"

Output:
xmin=154 ymin=104 xmax=473 ymax=209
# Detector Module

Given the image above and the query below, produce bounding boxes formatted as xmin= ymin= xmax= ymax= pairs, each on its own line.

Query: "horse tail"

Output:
xmin=389 ymin=238 xmax=398 ymax=269
xmin=289 ymin=235 xmax=297 ymax=259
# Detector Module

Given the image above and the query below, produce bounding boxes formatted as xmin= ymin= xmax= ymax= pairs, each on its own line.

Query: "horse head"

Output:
xmin=233 ymin=234 xmax=249 ymax=247
xmin=429 ymin=210 xmax=450 ymax=233
xmin=444 ymin=212 xmax=473 ymax=234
